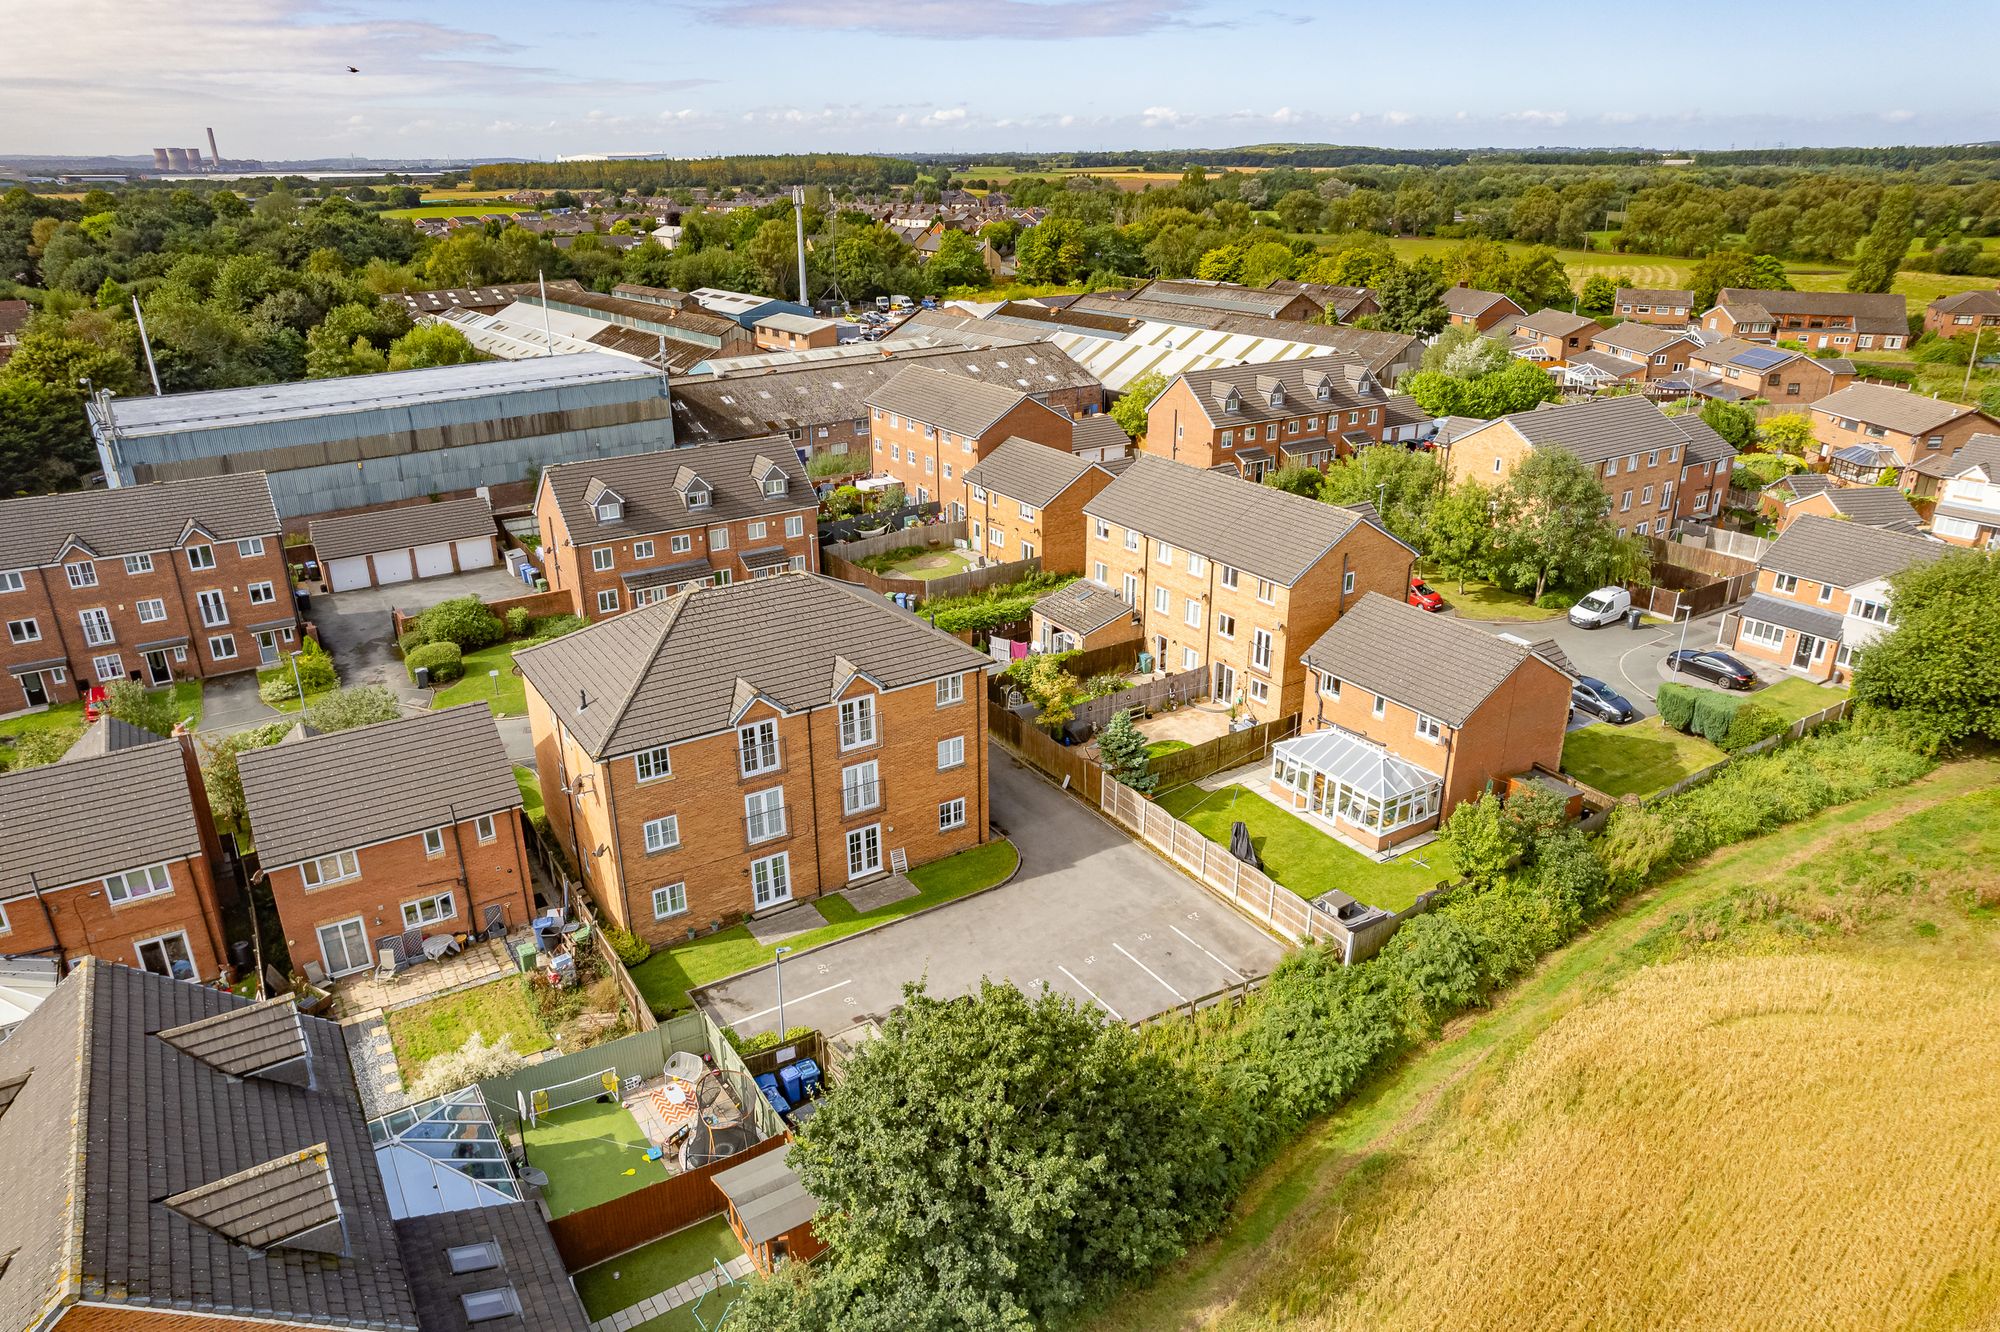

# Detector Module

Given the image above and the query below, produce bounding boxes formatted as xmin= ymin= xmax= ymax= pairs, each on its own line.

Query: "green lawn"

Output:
xmin=858 ymin=545 xmax=977 ymax=580
xmin=1155 ymin=784 xmax=1454 ymax=912
xmin=1432 ymin=578 xmax=1561 ymax=622
xmin=1145 ymin=739 xmax=1193 ymax=761
xmin=573 ymin=1217 xmax=743 ymax=1321
xmin=1 ymin=680 xmax=204 ymax=769
xmin=522 ymin=1096 xmax=663 ymax=1218
xmin=629 ymin=839 xmax=1020 ymax=1015
xmin=1748 ymin=677 xmax=1849 ymax=724
xmin=256 ymin=664 xmax=337 ymax=713
xmin=384 ymin=977 xmax=553 ymax=1074
xmin=514 ymin=766 xmax=544 ymax=821
xmin=432 ymin=641 xmax=528 ymax=716
xmin=1561 ymin=715 xmax=1725 ymax=797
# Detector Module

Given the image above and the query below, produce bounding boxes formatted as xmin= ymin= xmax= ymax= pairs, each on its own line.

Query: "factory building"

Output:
xmin=87 ymin=352 xmax=676 ymax=519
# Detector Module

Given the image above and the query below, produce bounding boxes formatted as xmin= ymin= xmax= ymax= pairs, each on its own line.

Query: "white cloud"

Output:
xmin=684 ymin=0 xmax=1225 ymax=41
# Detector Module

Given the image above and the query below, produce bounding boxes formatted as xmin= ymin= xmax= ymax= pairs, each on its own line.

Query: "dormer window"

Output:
xmin=1268 ymin=385 xmax=1285 ymax=407
xmin=763 ymin=476 xmax=787 ymax=497
xmin=687 ymin=488 xmax=711 ymax=510
xmin=594 ymin=498 xmax=622 ymax=522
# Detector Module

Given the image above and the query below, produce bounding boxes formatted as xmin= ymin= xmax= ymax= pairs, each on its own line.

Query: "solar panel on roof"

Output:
xmin=1732 ymin=346 xmax=1790 ymax=371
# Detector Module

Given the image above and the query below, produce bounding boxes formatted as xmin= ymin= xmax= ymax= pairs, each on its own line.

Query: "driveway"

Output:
xmin=310 ymin=567 xmax=526 ymax=705
xmin=695 ymin=741 xmax=1287 ymax=1040
xmin=1449 ymin=604 xmax=1738 ymax=717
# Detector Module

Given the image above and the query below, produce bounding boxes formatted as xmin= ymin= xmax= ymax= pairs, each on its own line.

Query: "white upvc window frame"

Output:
xmin=634 ymin=746 xmax=673 ymax=783
xmin=105 ymin=862 xmax=172 ymax=904
xmin=643 ymin=814 xmax=680 ymax=854
xmin=838 ymin=695 xmax=877 ymax=750
xmin=300 ymin=849 xmax=361 ymax=888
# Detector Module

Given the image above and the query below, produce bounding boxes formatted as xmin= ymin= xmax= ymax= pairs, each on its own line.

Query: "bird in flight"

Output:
xmin=346 ymin=65 xmax=360 ymax=73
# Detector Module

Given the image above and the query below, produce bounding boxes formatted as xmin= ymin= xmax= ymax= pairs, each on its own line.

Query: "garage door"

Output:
xmin=373 ymin=549 xmax=415 ymax=584
xmin=327 ymin=556 xmax=373 ymax=592
xmin=453 ymin=537 xmax=495 ymax=570
xmin=413 ymin=542 xmax=456 ymax=579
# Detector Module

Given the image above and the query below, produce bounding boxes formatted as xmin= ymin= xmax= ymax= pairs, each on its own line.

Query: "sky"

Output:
xmin=6 ymin=0 xmax=1998 ymax=161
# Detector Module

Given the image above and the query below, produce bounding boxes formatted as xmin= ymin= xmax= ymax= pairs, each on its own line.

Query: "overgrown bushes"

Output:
xmin=1657 ymin=681 xmax=1786 ymax=752
xmin=732 ymin=1026 xmax=818 ymax=1059
xmin=603 ymin=926 xmax=651 ymax=967
xmin=406 ymin=641 xmax=463 ymax=684
xmin=401 ymin=596 xmax=505 ymax=653
xmin=925 ymin=571 xmax=1076 ymax=634
xmin=256 ymin=637 xmax=337 ymax=704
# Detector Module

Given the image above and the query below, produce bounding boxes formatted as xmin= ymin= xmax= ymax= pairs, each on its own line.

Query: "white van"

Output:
xmin=1567 ymin=586 xmax=1632 ymax=629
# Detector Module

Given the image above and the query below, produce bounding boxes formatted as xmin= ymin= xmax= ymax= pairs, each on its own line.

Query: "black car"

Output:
xmin=1665 ymin=649 xmax=1757 ymax=690
xmin=1571 ymin=676 xmax=1635 ymax=723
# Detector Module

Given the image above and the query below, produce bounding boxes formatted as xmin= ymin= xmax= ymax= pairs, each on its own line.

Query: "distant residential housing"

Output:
xmin=1142 ymin=355 xmax=1424 ymax=479
xmin=1808 ymin=383 xmax=2000 ymax=485
xmin=1699 ymin=289 xmax=1908 ymax=352
xmin=1922 ymin=288 xmax=2000 ymax=339
xmin=1441 ymin=285 xmax=1526 ymax=333
xmin=1613 ymin=286 xmax=1695 ymax=325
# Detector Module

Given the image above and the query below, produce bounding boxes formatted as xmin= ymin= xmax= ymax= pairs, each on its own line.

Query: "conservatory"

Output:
xmin=1268 ymin=726 xmax=1445 ymax=852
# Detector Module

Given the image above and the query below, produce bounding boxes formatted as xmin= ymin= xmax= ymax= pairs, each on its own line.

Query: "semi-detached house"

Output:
xmin=536 ymin=435 xmax=818 ymax=620
xmin=1700 ymin=288 xmax=1907 ymax=352
xmin=518 ymin=573 xmax=994 ymax=945
xmin=1729 ymin=514 xmax=1944 ymax=683
xmin=1907 ymin=433 xmax=2000 ymax=547
xmin=867 ymin=364 xmax=1076 ymax=518
xmin=1079 ymin=455 xmax=1416 ymax=723
xmin=963 ymin=437 xmax=1114 ymax=573
xmin=0 ymin=472 xmax=295 ymax=711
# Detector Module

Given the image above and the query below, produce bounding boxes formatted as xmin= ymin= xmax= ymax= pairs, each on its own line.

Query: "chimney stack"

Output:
xmin=206 ymin=127 xmax=222 ymax=169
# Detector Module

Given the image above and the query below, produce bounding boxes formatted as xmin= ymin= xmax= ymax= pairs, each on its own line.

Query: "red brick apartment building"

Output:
xmin=1808 ymin=382 xmax=2000 ymax=485
xmin=239 ymin=704 xmax=534 ymax=980
xmin=1272 ymin=593 xmax=1573 ymax=852
xmin=518 ymin=573 xmax=994 ymax=945
xmin=537 ymin=436 xmax=818 ymax=619
xmin=1143 ymin=355 xmax=1422 ymax=479
xmin=1699 ymin=288 xmax=1908 ymax=352
xmin=1729 ymin=515 xmax=1943 ymax=684
xmin=963 ymin=437 xmax=1114 ymax=572
xmin=1923 ymin=289 xmax=2000 ymax=339
xmin=866 ymin=364 xmax=1076 ymax=517
xmin=0 ymin=720 xmax=231 ymax=980
xmin=1613 ymin=286 xmax=1695 ymax=326
xmin=0 ymin=473 xmax=295 ymax=712
xmin=1442 ymin=395 xmax=1736 ymax=532
xmin=1441 ymin=285 xmax=1526 ymax=332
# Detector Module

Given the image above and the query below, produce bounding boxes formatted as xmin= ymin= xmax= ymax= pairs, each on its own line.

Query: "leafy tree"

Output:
xmin=1846 ymin=185 xmax=1916 ymax=294
xmin=1237 ymin=240 xmax=1296 ymax=288
xmin=1492 ymin=448 xmax=1625 ymax=601
xmin=926 ymin=229 xmax=989 ymax=290
xmin=300 ymin=685 xmax=401 ymax=734
xmin=1369 ymin=256 xmax=1447 ymax=336
xmin=1436 ymin=788 xmax=1524 ymax=890
xmin=1758 ymin=412 xmax=1817 ymax=455
xmin=200 ymin=722 xmax=290 ymax=829
xmin=1109 ymin=371 xmax=1166 ymax=441
xmin=1377 ymin=913 xmax=1483 ymax=1038
xmin=1699 ymin=398 xmax=1759 ymax=452
xmin=1852 ymin=551 xmax=2000 ymax=753
xmin=1015 ymin=218 xmax=1087 ymax=284
xmin=386 ymin=323 xmax=483 ymax=371
xmin=1419 ymin=322 xmax=1511 ymax=378
xmin=1425 ymin=479 xmax=1499 ymax=591
xmin=1320 ymin=446 xmax=1442 ymax=549
xmin=1014 ymin=653 xmax=1081 ymax=730
xmin=1096 ymin=709 xmax=1157 ymax=793
xmin=303 ymin=300 xmax=409 ymax=378
xmin=1262 ymin=464 xmax=1326 ymax=499
xmin=1688 ymin=249 xmax=1792 ymax=312
xmin=1463 ymin=360 xmax=1562 ymax=417
xmin=100 ymin=679 xmax=180 ymax=737
xmin=1578 ymin=274 xmax=1621 ymax=315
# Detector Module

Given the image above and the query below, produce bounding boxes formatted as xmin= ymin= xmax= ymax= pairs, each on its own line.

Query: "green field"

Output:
xmin=381 ymin=203 xmax=531 ymax=220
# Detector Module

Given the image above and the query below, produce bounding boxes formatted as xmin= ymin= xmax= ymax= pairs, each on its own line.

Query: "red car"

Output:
xmin=1407 ymin=577 xmax=1444 ymax=612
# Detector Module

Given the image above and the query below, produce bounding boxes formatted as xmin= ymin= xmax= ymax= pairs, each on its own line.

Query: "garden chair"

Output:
xmin=665 ymin=1051 xmax=706 ymax=1084
xmin=373 ymin=949 xmax=398 ymax=983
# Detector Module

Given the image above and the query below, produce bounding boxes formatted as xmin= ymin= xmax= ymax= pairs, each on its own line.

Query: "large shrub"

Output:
xmin=1656 ymin=681 xmax=1700 ymax=731
xmin=301 ymin=685 xmax=401 ymax=734
xmin=526 ymin=613 xmax=586 ymax=642
xmin=407 ymin=1032 xmax=526 ymax=1102
xmin=603 ymin=926 xmax=650 ymax=966
xmin=406 ymin=641 xmax=463 ymax=684
xmin=1691 ymin=688 xmax=1740 ymax=746
xmin=414 ymin=596 xmax=504 ymax=650
xmin=1720 ymin=701 xmax=1785 ymax=752
xmin=100 ymin=678 xmax=178 ymax=736
xmin=503 ymin=605 xmax=531 ymax=637
xmin=1376 ymin=913 xmax=1483 ymax=1037
xmin=256 ymin=638 xmax=337 ymax=704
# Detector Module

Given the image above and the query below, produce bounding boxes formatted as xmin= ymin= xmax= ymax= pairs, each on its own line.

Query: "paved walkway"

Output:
xmin=591 ymin=1255 xmax=754 ymax=1332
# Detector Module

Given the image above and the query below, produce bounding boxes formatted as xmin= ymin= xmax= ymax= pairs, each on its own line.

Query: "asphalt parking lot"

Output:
xmin=1458 ymin=603 xmax=1742 ymax=720
xmin=695 ymin=742 xmax=1287 ymax=1039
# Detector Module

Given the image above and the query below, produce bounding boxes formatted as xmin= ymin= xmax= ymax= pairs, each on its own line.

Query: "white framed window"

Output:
xmin=1741 ymin=618 xmax=1785 ymax=649
xmin=7 ymin=617 xmax=38 ymax=644
xmin=1416 ymin=713 xmax=1443 ymax=742
xmin=643 ymin=814 xmax=680 ymax=853
xmin=80 ymin=607 xmax=115 ymax=645
xmin=208 ymin=634 xmax=237 ymax=661
xmin=990 ymin=528 xmax=1005 ymax=549
xmin=670 ymin=533 xmax=693 ymax=555
xmin=123 ymin=553 xmax=154 ymax=575
xmin=474 ymin=813 xmax=497 ymax=843
xmin=843 ymin=760 xmax=879 ymax=814
xmin=653 ymin=882 xmax=688 ymax=919
xmin=91 ymin=652 xmax=124 ymax=682
xmin=838 ymin=695 xmax=876 ymax=749
xmin=710 ymin=527 xmax=729 ymax=551
xmin=186 ymin=545 xmax=215 ymax=571
xmin=1251 ymin=628 xmax=1273 ymax=672
xmin=785 ymin=515 xmax=805 ymax=538
xmin=1093 ymin=518 xmax=1110 ymax=540
xmin=939 ymin=798 xmax=967 ymax=832
xmin=1818 ymin=583 xmax=1835 ymax=604
xmin=751 ymin=852 xmax=792 ymax=907
xmin=938 ymin=735 xmax=965 ymax=770
xmin=1215 ymin=611 xmax=1235 ymax=640
xmin=1342 ymin=570 xmax=1356 ymax=594
xmin=248 ymin=581 xmax=275 ymax=606
xmin=1318 ymin=671 xmax=1339 ymax=699
xmin=1255 ymin=578 xmax=1276 ymax=604
xmin=1247 ymin=678 xmax=1269 ymax=704
xmin=422 ymin=827 xmax=446 ymax=857
xmin=197 ymin=589 xmax=228 ymax=627
xmin=1156 ymin=541 xmax=1174 ymax=567
xmin=402 ymin=891 xmax=455 ymax=929
xmin=1188 ymin=552 xmax=1207 ymax=576
xmin=1154 ymin=586 xmax=1170 ymax=614
xmin=0 ymin=570 xmax=23 ymax=594
xmin=1123 ymin=528 xmax=1140 ymax=552
xmin=739 ymin=719 xmax=780 ymax=775
xmin=790 ymin=556 xmax=807 ymax=571
xmin=633 ymin=539 xmax=655 ymax=560
xmin=592 ymin=547 xmax=615 ymax=572
xmin=634 ymin=745 xmax=672 ymax=782
xmin=1184 ymin=598 xmax=1202 ymax=628
xmin=300 ymin=850 xmax=360 ymax=887
xmin=1772 ymin=572 xmax=1799 ymax=594
xmin=845 ymin=824 xmax=881 ymax=879
xmin=1219 ymin=565 xmax=1238 ymax=590
xmin=936 ymin=674 xmax=963 ymax=706
xmin=744 ymin=786 xmax=786 ymax=842
xmin=1183 ymin=647 xmax=1199 ymax=671
xmin=596 ymin=589 xmax=620 ymax=614
xmin=104 ymin=862 xmax=172 ymax=904
xmin=238 ymin=537 xmax=266 ymax=558
xmin=66 ymin=561 xmax=98 ymax=588
xmin=1851 ymin=598 xmax=1890 ymax=624
xmin=1372 ymin=694 xmax=1386 ymax=719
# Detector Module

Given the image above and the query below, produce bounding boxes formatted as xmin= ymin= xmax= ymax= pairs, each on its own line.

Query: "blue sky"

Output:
xmin=7 ymin=0 xmax=1998 ymax=159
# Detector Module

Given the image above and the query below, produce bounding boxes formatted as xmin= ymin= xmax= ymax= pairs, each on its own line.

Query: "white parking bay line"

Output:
xmin=1057 ymin=965 xmax=1123 ymax=1022
xmin=736 ymin=978 xmax=852 ymax=1023
xmin=1114 ymin=942 xmax=1186 ymax=1002
xmin=1170 ymin=924 xmax=1246 ymax=981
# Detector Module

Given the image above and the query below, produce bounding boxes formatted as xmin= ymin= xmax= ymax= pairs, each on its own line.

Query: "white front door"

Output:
xmin=255 ymin=631 xmax=280 ymax=666
xmin=846 ymin=824 xmax=882 ymax=881
xmin=145 ymin=650 xmax=174 ymax=685
xmin=317 ymin=916 xmax=371 ymax=977
xmin=1214 ymin=662 xmax=1236 ymax=702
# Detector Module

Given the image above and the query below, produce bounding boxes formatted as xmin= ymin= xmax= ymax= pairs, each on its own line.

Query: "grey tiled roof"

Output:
xmin=1171 ymin=353 xmax=1386 ymax=429
xmin=310 ymin=496 xmax=495 ymax=563
xmin=57 ymin=716 xmax=170 ymax=763
xmin=1083 ymin=454 xmax=1396 ymax=586
xmin=1511 ymin=308 xmax=1599 ymax=338
xmin=395 ymin=1204 xmax=591 ymax=1332
xmin=1566 ymin=350 xmax=1646 ymax=379
xmin=1765 ymin=472 xmax=1836 ymax=499
xmin=1069 ymin=414 xmax=1131 ymax=455
xmin=1813 ymin=382 xmax=1989 ymax=436
xmin=1667 ymin=413 xmax=1737 ymax=469
xmin=1300 ymin=593 xmax=1557 ymax=728
xmin=163 ymin=1145 xmax=343 ymax=1250
xmin=1758 ymin=514 xmax=1944 ymax=588
xmin=0 ymin=960 xmax=418 ymax=1331
xmin=867 ymin=364 xmax=1052 ymax=438
xmin=1929 ymin=289 xmax=2000 ymax=316
xmin=541 ymin=435 xmax=811 ymax=543
xmin=1737 ymin=593 xmax=1845 ymax=641
xmin=1483 ymin=394 xmax=1699 ymax=468
xmin=1614 ymin=287 xmax=1694 ymax=307
xmin=238 ymin=704 xmax=521 ymax=869
xmin=964 ymin=437 xmax=1101 ymax=509
xmin=1033 ymin=580 xmax=1135 ymax=636
xmin=514 ymin=571 xmax=995 ymax=758
xmin=1805 ymin=485 xmax=1923 ymax=530
xmin=0 ymin=742 xmax=203 ymax=900
xmin=158 ymin=998 xmax=311 ymax=1078
xmin=1714 ymin=287 xmax=1907 ymax=336
xmin=0 ymin=472 xmax=281 ymax=570
xmin=1592 ymin=322 xmax=1693 ymax=357
xmin=1441 ymin=287 xmax=1519 ymax=318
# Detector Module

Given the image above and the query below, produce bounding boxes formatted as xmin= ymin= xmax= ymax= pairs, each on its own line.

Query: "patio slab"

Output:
xmin=333 ymin=933 xmax=526 ymax=1021
xmin=1133 ymin=701 xmax=1235 ymax=747
xmin=744 ymin=902 xmax=825 ymax=945
xmin=836 ymin=872 xmax=919 ymax=914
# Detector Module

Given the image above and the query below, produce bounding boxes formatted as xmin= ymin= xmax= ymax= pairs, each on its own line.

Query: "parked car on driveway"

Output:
xmin=1568 ymin=586 xmax=1633 ymax=629
xmin=1666 ymin=649 xmax=1757 ymax=689
xmin=1571 ymin=676 xmax=1635 ymax=723
xmin=1407 ymin=576 xmax=1444 ymax=612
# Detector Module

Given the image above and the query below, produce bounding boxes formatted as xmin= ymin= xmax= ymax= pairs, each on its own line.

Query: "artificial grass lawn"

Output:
xmin=514 ymin=766 xmax=545 ymax=822
xmin=629 ymin=839 xmax=1020 ymax=1014
xmin=1749 ymin=677 xmax=1850 ymax=725
xmin=573 ymin=1217 xmax=742 ymax=1320
xmin=1154 ymin=784 xmax=1454 ymax=912
xmin=432 ymin=641 xmax=529 ymax=716
xmin=1561 ymin=716 xmax=1725 ymax=798
xmin=385 ymin=977 xmax=553 ymax=1073
xmin=522 ymin=1095 xmax=663 ymax=1218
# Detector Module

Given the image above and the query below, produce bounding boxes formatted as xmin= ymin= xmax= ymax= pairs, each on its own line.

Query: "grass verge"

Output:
xmin=1749 ymin=676 xmax=1849 ymax=724
xmin=1561 ymin=715 xmax=1725 ymax=797
xmin=1433 ymin=578 xmax=1561 ymax=622
xmin=433 ymin=641 xmax=529 ymax=716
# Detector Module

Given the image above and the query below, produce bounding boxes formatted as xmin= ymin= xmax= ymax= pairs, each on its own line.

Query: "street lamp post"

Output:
xmin=773 ymin=945 xmax=794 ymax=1037
xmin=288 ymin=650 xmax=305 ymax=704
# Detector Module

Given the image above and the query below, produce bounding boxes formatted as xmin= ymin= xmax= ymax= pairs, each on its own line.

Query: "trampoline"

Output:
xmin=679 ymin=1068 xmax=764 ymax=1171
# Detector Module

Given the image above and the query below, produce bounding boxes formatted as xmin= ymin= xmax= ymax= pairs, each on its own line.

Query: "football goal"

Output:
xmin=520 ymin=1068 xmax=620 ymax=1127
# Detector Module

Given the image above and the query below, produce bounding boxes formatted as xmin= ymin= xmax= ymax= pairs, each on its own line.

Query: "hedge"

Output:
xmin=1691 ymin=688 xmax=1738 ymax=746
xmin=406 ymin=641 xmax=463 ymax=684
xmin=414 ymin=597 xmax=505 ymax=650
xmin=1721 ymin=701 xmax=1786 ymax=752
xmin=1656 ymin=681 xmax=1700 ymax=731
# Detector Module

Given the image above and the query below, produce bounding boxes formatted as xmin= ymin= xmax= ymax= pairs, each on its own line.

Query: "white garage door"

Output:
xmin=373 ymin=549 xmax=415 ymax=585
xmin=453 ymin=537 xmax=495 ymax=570
xmin=413 ymin=542 xmax=456 ymax=579
xmin=327 ymin=556 xmax=373 ymax=593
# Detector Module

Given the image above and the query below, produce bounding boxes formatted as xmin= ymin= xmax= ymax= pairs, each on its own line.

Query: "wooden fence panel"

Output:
xmin=1071 ymin=668 xmax=1207 ymax=731
xmin=1147 ymin=715 xmax=1299 ymax=788
xmin=545 ymin=1133 xmax=788 ymax=1270
xmin=823 ymin=520 xmax=968 ymax=562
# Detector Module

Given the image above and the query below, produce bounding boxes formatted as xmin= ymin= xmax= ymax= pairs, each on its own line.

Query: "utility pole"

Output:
xmin=131 ymin=297 xmax=163 ymax=394
xmin=538 ymin=269 xmax=553 ymax=355
xmin=1963 ymin=324 xmax=1985 ymax=401
xmin=792 ymin=186 xmax=810 ymax=310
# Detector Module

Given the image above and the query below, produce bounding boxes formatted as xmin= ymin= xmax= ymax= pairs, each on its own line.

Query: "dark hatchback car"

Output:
xmin=1571 ymin=676 xmax=1635 ymax=723
xmin=1665 ymin=649 xmax=1757 ymax=690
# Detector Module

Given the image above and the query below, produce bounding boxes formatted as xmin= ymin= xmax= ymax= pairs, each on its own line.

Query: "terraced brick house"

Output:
xmin=1612 ymin=286 xmax=1695 ymax=326
xmin=866 ymin=364 xmax=1077 ymax=518
xmin=1699 ymin=288 xmax=1908 ymax=352
xmin=1142 ymin=354 xmax=1420 ymax=479
xmin=1728 ymin=515 xmax=1943 ymax=683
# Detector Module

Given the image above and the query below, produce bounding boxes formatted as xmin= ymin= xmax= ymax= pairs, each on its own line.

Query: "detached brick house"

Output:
xmin=1442 ymin=395 xmax=1736 ymax=532
xmin=0 ymin=722 xmax=231 ymax=980
xmin=1613 ymin=286 xmax=1695 ymax=326
xmin=0 ymin=473 xmax=295 ymax=712
xmin=1143 ymin=354 xmax=1417 ymax=479
xmin=1682 ymin=338 xmax=1854 ymax=405
xmin=518 ymin=573 xmax=994 ymax=944
xmin=1699 ymin=288 xmax=1908 ymax=352
xmin=239 ymin=705 xmax=534 ymax=979
xmin=1506 ymin=309 xmax=1603 ymax=366
xmin=1763 ymin=475 xmax=1923 ymax=534
xmin=1271 ymin=593 xmax=1573 ymax=853
xmin=1923 ymin=289 xmax=2000 ymax=339
xmin=1588 ymin=322 xmax=1698 ymax=382
xmin=1080 ymin=455 xmax=1415 ymax=722
xmin=1729 ymin=515 xmax=1943 ymax=683
xmin=1906 ymin=433 xmax=2000 ymax=547
xmin=867 ymin=364 xmax=1076 ymax=518
xmin=1808 ymin=383 xmax=2000 ymax=485
xmin=963 ymin=438 xmax=1114 ymax=572
xmin=537 ymin=435 xmax=817 ymax=619
xmin=1442 ymin=285 xmax=1525 ymax=333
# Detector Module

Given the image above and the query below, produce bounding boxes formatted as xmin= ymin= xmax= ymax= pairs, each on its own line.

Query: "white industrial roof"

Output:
xmin=1041 ymin=319 xmax=1332 ymax=392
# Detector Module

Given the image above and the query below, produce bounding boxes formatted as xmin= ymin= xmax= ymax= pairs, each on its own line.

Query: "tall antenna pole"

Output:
xmin=792 ymin=185 xmax=809 ymax=310
xmin=131 ymin=297 xmax=163 ymax=394
xmin=538 ymin=269 xmax=553 ymax=356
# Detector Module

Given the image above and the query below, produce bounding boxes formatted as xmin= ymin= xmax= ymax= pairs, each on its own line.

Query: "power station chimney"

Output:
xmin=152 ymin=148 xmax=170 ymax=171
xmin=186 ymin=146 xmax=205 ymax=170
xmin=206 ymin=128 xmax=221 ymax=169
xmin=165 ymin=147 xmax=189 ymax=170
